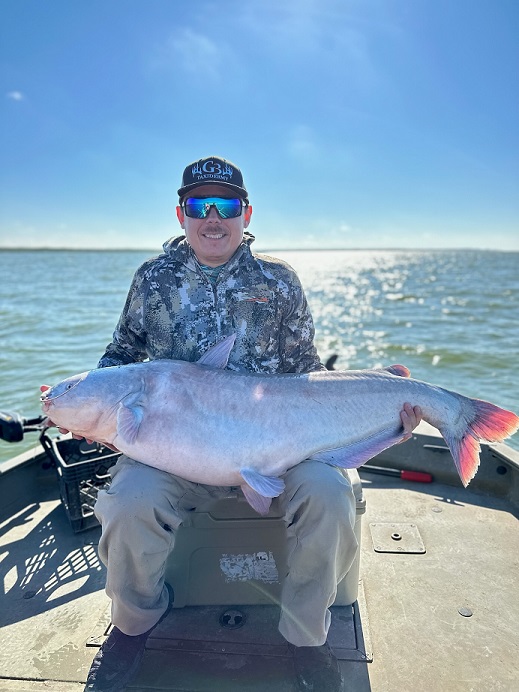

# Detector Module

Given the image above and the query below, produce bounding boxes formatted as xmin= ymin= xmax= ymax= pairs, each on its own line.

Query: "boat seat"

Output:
xmin=165 ymin=468 xmax=365 ymax=608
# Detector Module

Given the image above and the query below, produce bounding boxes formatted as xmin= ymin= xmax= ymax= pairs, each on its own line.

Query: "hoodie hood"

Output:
xmin=162 ymin=232 xmax=256 ymax=267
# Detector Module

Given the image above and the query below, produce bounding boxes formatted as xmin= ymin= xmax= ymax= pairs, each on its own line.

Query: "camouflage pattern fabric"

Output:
xmin=98 ymin=232 xmax=325 ymax=374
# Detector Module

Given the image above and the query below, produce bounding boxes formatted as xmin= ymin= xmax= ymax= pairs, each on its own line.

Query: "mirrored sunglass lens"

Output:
xmin=215 ymin=199 xmax=242 ymax=218
xmin=184 ymin=199 xmax=209 ymax=218
xmin=184 ymin=198 xmax=242 ymax=219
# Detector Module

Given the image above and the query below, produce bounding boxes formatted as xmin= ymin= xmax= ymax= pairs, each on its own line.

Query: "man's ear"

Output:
xmin=176 ymin=205 xmax=185 ymax=229
xmin=244 ymin=204 xmax=253 ymax=229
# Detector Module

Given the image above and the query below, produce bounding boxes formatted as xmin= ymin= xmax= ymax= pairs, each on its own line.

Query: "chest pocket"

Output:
xmin=228 ymin=288 xmax=277 ymax=336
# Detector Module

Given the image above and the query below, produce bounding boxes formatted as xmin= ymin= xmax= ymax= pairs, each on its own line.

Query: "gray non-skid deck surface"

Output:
xmin=0 ymin=472 xmax=517 ymax=691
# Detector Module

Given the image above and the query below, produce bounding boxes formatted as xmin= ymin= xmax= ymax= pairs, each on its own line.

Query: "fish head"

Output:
xmin=40 ymin=369 xmax=109 ymax=436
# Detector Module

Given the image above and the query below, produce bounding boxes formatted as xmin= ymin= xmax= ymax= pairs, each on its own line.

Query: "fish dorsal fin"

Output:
xmin=384 ymin=364 xmax=411 ymax=378
xmin=197 ymin=334 xmax=237 ymax=369
xmin=240 ymin=467 xmax=285 ymax=515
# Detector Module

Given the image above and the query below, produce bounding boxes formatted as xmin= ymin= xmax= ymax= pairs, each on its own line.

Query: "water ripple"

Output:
xmin=1 ymin=248 xmax=517 ymax=463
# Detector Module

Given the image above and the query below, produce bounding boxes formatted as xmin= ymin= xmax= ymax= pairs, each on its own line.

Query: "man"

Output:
xmin=84 ymin=156 xmax=422 ymax=691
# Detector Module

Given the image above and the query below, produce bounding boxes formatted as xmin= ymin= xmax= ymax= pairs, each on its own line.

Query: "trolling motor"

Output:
xmin=0 ymin=411 xmax=47 ymax=443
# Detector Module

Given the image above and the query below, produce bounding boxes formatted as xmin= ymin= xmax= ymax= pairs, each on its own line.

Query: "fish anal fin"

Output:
xmin=240 ymin=485 xmax=273 ymax=515
xmin=240 ymin=467 xmax=285 ymax=515
xmin=310 ymin=425 xmax=406 ymax=469
xmin=197 ymin=334 xmax=236 ymax=369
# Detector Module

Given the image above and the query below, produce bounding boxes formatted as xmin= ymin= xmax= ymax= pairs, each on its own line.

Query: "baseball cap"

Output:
xmin=178 ymin=156 xmax=248 ymax=201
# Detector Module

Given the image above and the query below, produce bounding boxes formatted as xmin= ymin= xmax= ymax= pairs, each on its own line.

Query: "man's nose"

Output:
xmin=206 ymin=205 xmax=221 ymax=220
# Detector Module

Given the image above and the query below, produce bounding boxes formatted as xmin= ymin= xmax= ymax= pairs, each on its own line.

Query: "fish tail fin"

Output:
xmin=441 ymin=399 xmax=519 ymax=487
xmin=467 ymin=399 xmax=519 ymax=443
xmin=440 ymin=427 xmax=482 ymax=487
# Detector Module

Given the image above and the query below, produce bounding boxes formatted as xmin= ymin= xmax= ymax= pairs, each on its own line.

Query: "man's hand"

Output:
xmin=45 ymin=419 xmax=119 ymax=451
xmin=59 ymin=427 xmax=91 ymax=442
xmin=399 ymin=403 xmax=422 ymax=443
xmin=46 ymin=420 xmax=92 ymax=444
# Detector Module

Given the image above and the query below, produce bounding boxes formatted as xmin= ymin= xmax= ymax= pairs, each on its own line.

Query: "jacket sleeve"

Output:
xmin=97 ymin=267 xmax=149 ymax=368
xmin=279 ymin=273 xmax=326 ymax=374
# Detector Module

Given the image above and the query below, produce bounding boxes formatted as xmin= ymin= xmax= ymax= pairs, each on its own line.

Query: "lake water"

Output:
xmin=0 ymin=246 xmax=517 ymax=464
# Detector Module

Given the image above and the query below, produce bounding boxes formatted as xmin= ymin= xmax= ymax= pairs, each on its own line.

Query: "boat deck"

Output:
xmin=1 ymin=427 xmax=518 ymax=691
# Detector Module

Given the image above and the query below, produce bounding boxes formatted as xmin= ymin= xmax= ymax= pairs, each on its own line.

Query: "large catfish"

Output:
xmin=40 ymin=335 xmax=519 ymax=514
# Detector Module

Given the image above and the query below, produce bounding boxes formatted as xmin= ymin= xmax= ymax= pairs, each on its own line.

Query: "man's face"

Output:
xmin=176 ymin=184 xmax=253 ymax=267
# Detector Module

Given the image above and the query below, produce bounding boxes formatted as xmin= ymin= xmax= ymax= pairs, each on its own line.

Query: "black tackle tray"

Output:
xmin=42 ymin=435 xmax=121 ymax=532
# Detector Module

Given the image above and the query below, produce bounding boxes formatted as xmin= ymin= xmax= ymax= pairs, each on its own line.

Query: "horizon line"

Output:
xmin=0 ymin=246 xmax=516 ymax=253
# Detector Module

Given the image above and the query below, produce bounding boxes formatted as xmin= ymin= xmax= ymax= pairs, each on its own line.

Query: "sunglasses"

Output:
xmin=182 ymin=197 xmax=245 ymax=219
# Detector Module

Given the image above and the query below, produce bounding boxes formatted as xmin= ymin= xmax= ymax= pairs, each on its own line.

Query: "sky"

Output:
xmin=1 ymin=0 xmax=518 ymax=251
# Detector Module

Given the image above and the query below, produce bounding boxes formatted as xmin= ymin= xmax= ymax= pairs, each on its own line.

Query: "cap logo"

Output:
xmin=192 ymin=159 xmax=234 ymax=183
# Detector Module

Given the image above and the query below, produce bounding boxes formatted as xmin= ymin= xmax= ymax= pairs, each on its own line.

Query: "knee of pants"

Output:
xmin=284 ymin=462 xmax=356 ymax=529
xmin=95 ymin=457 xmax=183 ymax=530
xmin=96 ymin=487 xmax=150 ymax=527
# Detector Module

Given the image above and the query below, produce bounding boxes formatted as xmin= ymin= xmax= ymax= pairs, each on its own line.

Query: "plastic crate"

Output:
xmin=42 ymin=435 xmax=120 ymax=532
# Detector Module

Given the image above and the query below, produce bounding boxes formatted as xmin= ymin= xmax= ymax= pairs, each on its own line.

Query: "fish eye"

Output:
xmin=66 ymin=383 xmax=73 ymax=390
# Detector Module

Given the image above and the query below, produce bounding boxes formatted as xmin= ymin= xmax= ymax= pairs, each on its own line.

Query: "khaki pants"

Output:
xmin=95 ymin=456 xmax=358 ymax=647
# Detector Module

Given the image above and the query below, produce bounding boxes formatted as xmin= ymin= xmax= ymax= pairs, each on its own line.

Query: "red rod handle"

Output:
xmin=363 ymin=464 xmax=433 ymax=483
xmin=401 ymin=470 xmax=433 ymax=483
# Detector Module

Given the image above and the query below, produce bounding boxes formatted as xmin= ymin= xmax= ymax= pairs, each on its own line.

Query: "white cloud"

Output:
xmin=238 ymin=0 xmax=390 ymax=90
xmin=6 ymin=91 xmax=24 ymax=101
xmin=239 ymin=0 xmax=334 ymax=54
xmin=151 ymin=28 xmax=230 ymax=82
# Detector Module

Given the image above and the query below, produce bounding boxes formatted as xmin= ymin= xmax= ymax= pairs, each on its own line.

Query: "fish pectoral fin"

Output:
xmin=240 ymin=468 xmax=285 ymax=515
xmin=309 ymin=424 xmax=406 ymax=469
xmin=116 ymin=399 xmax=144 ymax=445
xmin=197 ymin=334 xmax=237 ymax=369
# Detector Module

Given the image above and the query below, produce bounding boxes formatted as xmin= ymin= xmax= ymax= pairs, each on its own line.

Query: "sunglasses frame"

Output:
xmin=182 ymin=196 xmax=246 ymax=220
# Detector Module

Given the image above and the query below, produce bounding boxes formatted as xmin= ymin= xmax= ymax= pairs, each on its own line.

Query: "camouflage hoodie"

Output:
xmin=98 ymin=233 xmax=325 ymax=374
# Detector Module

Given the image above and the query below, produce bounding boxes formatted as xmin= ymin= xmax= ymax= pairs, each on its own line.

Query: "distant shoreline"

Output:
xmin=0 ymin=246 xmax=515 ymax=253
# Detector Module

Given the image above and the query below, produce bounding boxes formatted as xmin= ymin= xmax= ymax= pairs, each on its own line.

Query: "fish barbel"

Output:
xmin=40 ymin=335 xmax=519 ymax=514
